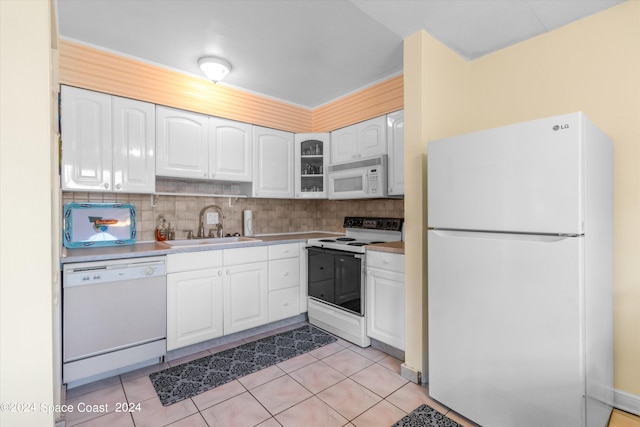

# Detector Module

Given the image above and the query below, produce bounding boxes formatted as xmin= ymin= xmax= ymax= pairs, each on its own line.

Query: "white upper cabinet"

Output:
xmin=330 ymin=115 xmax=387 ymax=164
xmin=253 ymin=126 xmax=294 ymax=198
xmin=156 ymin=106 xmax=209 ymax=180
xmin=156 ymin=107 xmax=253 ymax=182
xmin=294 ymin=133 xmax=329 ymax=199
xmin=387 ymin=110 xmax=404 ymax=196
xmin=61 ymin=87 xmax=112 ymax=191
xmin=209 ymin=117 xmax=252 ymax=182
xmin=112 ymin=97 xmax=156 ymax=193
xmin=61 ymin=86 xmax=155 ymax=193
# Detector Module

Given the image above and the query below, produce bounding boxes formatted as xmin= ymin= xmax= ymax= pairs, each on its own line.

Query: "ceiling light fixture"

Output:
xmin=197 ymin=57 xmax=232 ymax=83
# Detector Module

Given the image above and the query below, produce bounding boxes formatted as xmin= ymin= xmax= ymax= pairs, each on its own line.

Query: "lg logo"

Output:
xmin=553 ymin=124 xmax=570 ymax=131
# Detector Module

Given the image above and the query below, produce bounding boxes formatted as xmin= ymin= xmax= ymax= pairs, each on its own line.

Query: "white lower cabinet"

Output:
xmin=269 ymin=287 xmax=300 ymax=322
xmin=166 ymin=252 xmax=224 ymax=351
xmin=268 ymin=243 xmax=301 ymax=322
xmin=223 ymin=246 xmax=269 ymax=334
xmin=223 ymin=261 xmax=269 ymax=334
xmin=166 ymin=243 xmax=305 ymax=350
xmin=366 ymin=251 xmax=405 ymax=350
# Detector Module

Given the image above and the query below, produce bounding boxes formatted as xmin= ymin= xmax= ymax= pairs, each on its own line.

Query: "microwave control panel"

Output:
xmin=368 ymin=168 xmax=379 ymax=194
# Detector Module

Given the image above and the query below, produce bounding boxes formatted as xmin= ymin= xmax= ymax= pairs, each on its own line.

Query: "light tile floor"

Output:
xmin=64 ymin=321 xmax=640 ymax=427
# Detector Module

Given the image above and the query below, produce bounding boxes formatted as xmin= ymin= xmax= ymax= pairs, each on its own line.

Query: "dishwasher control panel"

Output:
xmin=63 ymin=257 xmax=166 ymax=287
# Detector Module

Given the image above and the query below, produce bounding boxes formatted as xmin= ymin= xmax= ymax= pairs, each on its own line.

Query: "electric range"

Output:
xmin=306 ymin=216 xmax=403 ymax=347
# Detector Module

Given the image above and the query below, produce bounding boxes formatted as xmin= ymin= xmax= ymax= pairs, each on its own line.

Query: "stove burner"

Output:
xmin=347 ymin=242 xmax=367 ymax=246
xmin=336 ymin=237 xmax=356 ymax=242
xmin=370 ymin=241 xmax=384 ymax=244
xmin=319 ymin=239 xmax=336 ymax=242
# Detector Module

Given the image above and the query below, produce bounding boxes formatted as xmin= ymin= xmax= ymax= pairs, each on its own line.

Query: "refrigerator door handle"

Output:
xmin=430 ymin=229 xmax=581 ymax=243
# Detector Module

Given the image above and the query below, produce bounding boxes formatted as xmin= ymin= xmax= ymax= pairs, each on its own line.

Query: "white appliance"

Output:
xmin=427 ymin=112 xmax=613 ymax=427
xmin=63 ymin=257 xmax=167 ymax=387
xmin=306 ymin=217 xmax=403 ymax=347
xmin=327 ymin=155 xmax=387 ymax=199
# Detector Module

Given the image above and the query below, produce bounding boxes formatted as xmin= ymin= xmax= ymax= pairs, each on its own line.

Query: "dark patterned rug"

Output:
xmin=150 ymin=324 xmax=337 ymax=406
xmin=391 ymin=404 xmax=463 ymax=427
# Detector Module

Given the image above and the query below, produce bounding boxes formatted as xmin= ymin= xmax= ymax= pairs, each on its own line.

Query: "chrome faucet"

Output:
xmin=198 ymin=205 xmax=226 ymax=238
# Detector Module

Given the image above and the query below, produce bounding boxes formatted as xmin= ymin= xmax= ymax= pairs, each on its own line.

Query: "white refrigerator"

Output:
xmin=427 ymin=112 xmax=613 ymax=427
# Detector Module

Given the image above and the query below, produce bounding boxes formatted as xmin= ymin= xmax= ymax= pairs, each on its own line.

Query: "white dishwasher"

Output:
xmin=63 ymin=256 xmax=166 ymax=386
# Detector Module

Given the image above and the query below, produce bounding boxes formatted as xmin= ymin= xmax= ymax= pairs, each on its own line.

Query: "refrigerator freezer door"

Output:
xmin=428 ymin=230 xmax=585 ymax=427
xmin=428 ymin=112 xmax=584 ymax=234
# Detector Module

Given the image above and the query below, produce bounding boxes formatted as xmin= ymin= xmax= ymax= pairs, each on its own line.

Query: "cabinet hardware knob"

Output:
xmin=115 ymin=183 xmax=122 ymax=190
xmin=104 ymin=183 xmax=109 ymax=189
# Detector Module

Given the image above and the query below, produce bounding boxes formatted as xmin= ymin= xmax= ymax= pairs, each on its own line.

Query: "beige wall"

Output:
xmin=0 ymin=0 xmax=56 ymax=426
xmin=404 ymin=0 xmax=640 ymax=398
xmin=403 ymin=31 xmax=472 ymax=379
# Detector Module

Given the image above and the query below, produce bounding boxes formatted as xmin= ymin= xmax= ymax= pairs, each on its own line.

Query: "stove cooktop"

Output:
xmin=307 ymin=217 xmax=403 ymax=253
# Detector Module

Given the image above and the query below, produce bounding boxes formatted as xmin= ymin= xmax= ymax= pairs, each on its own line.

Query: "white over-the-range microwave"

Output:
xmin=327 ymin=155 xmax=388 ymax=199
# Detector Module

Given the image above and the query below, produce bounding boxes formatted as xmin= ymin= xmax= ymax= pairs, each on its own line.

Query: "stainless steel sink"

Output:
xmin=159 ymin=236 xmax=262 ymax=248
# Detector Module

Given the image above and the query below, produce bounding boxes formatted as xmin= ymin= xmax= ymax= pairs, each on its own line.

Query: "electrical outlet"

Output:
xmin=206 ymin=212 xmax=219 ymax=225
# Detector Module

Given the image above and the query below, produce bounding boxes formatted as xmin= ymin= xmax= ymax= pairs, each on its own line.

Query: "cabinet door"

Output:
xmin=295 ymin=133 xmax=329 ymax=198
xmin=330 ymin=125 xmax=358 ymax=164
xmin=253 ymin=126 xmax=294 ymax=198
xmin=330 ymin=115 xmax=387 ymax=165
xmin=366 ymin=266 xmax=405 ymax=350
xmin=112 ymin=96 xmax=156 ymax=193
xmin=167 ymin=268 xmax=224 ymax=350
xmin=156 ymin=106 xmax=209 ymax=179
xmin=209 ymin=117 xmax=252 ymax=182
xmin=61 ymin=86 xmax=112 ymax=191
xmin=223 ymin=262 xmax=268 ymax=334
xmin=357 ymin=115 xmax=387 ymax=159
xmin=387 ymin=110 xmax=404 ymax=196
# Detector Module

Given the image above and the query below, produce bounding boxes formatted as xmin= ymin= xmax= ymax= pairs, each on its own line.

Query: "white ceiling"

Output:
xmin=55 ymin=0 xmax=625 ymax=109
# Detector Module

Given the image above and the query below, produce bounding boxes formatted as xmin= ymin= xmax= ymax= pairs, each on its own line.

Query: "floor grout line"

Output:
xmin=67 ymin=323 xmax=457 ymax=427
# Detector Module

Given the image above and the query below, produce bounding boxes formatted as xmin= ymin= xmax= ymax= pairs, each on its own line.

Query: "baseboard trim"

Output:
xmin=614 ymin=389 xmax=640 ymax=416
xmin=400 ymin=363 xmax=422 ymax=384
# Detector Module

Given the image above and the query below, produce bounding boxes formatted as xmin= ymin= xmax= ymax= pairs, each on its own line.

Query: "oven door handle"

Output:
xmin=306 ymin=246 xmax=365 ymax=258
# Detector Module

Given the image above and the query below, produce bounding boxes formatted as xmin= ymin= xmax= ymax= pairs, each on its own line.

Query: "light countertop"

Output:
xmin=366 ymin=241 xmax=405 ymax=254
xmin=60 ymin=232 xmax=342 ymax=264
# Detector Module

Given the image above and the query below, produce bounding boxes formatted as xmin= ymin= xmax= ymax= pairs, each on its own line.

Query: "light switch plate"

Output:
xmin=206 ymin=212 xmax=219 ymax=224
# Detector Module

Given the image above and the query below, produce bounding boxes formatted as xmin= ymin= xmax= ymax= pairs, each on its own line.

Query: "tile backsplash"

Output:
xmin=62 ymin=186 xmax=403 ymax=242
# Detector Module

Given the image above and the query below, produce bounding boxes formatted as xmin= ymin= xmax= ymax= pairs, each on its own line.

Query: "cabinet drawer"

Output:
xmin=269 ymin=287 xmax=300 ymax=322
xmin=167 ymin=250 xmax=223 ymax=273
xmin=366 ymin=251 xmax=404 ymax=273
xmin=269 ymin=258 xmax=300 ymax=291
xmin=224 ymin=246 xmax=268 ymax=266
xmin=268 ymin=243 xmax=300 ymax=260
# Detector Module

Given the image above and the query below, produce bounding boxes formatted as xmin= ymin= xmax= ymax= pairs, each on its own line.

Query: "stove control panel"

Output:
xmin=343 ymin=217 xmax=404 ymax=231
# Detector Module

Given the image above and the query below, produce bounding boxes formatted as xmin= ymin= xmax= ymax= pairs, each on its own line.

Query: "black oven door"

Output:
xmin=307 ymin=247 xmax=363 ymax=315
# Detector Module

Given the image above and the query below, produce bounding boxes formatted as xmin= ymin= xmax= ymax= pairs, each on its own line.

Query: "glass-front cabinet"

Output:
xmin=294 ymin=133 xmax=329 ymax=198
